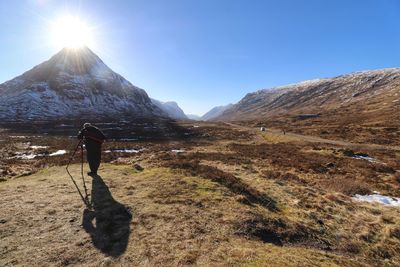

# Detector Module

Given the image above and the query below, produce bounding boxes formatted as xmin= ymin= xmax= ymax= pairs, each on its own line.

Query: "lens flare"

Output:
xmin=51 ymin=16 xmax=93 ymax=48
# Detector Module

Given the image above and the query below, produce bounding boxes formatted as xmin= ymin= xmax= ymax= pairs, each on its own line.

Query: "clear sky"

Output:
xmin=1 ymin=0 xmax=400 ymax=115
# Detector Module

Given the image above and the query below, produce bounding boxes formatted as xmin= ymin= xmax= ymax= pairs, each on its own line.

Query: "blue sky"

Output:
xmin=1 ymin=0 xmax=400 ymax=115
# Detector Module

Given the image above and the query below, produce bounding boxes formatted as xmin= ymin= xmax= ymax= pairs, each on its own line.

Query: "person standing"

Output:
xmin=77 ymin=123 xmax=106 ymax=176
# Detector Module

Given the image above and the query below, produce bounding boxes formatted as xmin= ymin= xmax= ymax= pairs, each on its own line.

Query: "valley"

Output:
xmin=2 ymin=2 xmax=400 ymax=266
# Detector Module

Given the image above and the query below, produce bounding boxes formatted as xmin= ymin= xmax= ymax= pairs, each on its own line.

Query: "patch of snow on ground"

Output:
xmin=49 ymin=150 xmax=67 ymax=156
xmin=104 ymin=149 xmax=142 ymax=153
xmin=171 ymin=149 xmax=185 ymax=153
xmin=353 ymin=193 xmax=400 ymax=207
xmin=353 ymin=155 xmax=378 ymax=163
xmin=30 ymin=145 xmax=49 ymax=149
xmin=11 ymin=153 xmax=39 ymax=160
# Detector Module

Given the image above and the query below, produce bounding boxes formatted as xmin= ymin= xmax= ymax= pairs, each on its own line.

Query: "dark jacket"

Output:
xmin=77 ymin=125 xmax=106 ymax=146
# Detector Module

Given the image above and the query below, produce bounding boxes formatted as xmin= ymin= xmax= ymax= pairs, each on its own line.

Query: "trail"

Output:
xmin=224 ymin=122 xmax=400 ymax=151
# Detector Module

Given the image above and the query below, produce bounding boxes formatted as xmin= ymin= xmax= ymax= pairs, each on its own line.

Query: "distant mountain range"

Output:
xmin=186 ymin=114 xmax=201 ymax=121
xmin=2 ymin=47 xmax=399 ymax=128
xmin=201 ymin=104 xmax=233 ymax=121
xmin=0 ymin=47 xmax=186 ymax=121
xmin=213 ymin=69 xmax=400 ymax=125
xmin=151 ymin=99 xmax=187 ymax=120
xmin=182 ymin=105 xmax=233 ymax=121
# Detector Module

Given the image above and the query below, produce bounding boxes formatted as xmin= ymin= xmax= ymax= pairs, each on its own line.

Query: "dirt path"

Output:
xmin=225 ymin=122 xmax=400 ymax=151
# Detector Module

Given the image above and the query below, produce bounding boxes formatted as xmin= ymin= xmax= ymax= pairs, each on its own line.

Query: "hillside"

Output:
xmin=214 ymin=68 xmax=400 ymax=145
xmin=217 ymin=69 xmax=400 ymax=121
xmin=151 ymin=98 xmax=188 ymax=120
xmin=201 ymin=104 xmax=233 ymax=121
xmin=0 ymin=47 xmax=165 ymax=121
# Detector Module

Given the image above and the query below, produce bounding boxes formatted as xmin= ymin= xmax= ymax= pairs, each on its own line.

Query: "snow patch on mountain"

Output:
xmin=214 ymin=68 xmax=400 ymax=121
xmin=0 ymin=47 xmax=166 ymax=121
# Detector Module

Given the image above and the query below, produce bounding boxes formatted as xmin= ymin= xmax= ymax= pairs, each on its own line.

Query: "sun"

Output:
xmin=51 ymin=16 xmax=93 ymax=49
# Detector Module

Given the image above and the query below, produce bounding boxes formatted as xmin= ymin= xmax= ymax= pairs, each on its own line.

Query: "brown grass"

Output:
xmin=2 ymin=121 xmax=400 ymax=266
xmin=319 ymin=176 xmax=372 ymax=195
xmin=226 ymin=142 xmax=400 ymax=196
xmin=234 ymin=212 xmax=331 ymax=250
xmin=261 ymin=170 xmax=307 ymax=185
xmin=165 ymin=159 xmax=279 ymax=211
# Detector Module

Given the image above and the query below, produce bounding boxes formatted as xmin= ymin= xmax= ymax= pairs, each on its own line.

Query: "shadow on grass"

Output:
xmin=82 ymin=174 xmax=132 ymax=257
xmin=166 ymin=160 xmax=279 ymax=212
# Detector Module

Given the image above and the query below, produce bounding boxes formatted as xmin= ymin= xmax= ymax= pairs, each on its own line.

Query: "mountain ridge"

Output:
xmin=0 ymin=47 xmax=166 ymax=121
xmin=201 ymin=104 xmax=233 ymax=121
xmin=214 ymin=68 xmax=400 ymax=122
xmin=151 ymin=98 xmax=188 ymax=120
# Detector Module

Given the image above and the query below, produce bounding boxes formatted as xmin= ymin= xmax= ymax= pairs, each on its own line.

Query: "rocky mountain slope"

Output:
xmin=151 ymin=98 xmax=187 ymax=120
xmin=201 ymin=104 xmax=233 ymax=121
xmin=215 ymin=69 xmax=400 ymax=124
xmin=0 ymin=47 xmax=165 ymax=121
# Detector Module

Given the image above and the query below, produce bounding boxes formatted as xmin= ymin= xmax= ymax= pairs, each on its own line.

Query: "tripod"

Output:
xmin=66 ymin=139 xmax=92 ymax=209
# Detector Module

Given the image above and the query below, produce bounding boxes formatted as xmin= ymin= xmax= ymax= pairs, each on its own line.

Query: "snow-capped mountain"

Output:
xmin=0 ymin=47 xmax=165 ymax=121
xmin=201 ymin=104 xmax=233 ymax=121
xmin=214 ymin=68 xmax=400 ymax=122
xmin=151 ymin=98 xmax=188 ymax=120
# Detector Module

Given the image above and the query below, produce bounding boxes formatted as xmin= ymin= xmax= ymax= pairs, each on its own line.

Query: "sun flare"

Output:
xmin=51 ymin=16 xmax=93 ymax=49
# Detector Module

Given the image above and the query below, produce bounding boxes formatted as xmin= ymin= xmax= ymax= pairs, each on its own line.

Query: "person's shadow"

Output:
xmin=82 ymin=174 xmax=132 ymax=257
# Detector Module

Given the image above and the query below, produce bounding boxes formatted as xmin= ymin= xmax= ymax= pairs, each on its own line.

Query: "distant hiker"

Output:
xmin=283 ymin=130 xmax=286 ymax=135
xmin=77 ymin=123 xmax=106 ymax=176
xmin=260 ymin=127 xmax=266 ymax=132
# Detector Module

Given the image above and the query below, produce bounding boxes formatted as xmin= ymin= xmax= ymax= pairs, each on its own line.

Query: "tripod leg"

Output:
xmin=81 ymin=144 xmax=92 ymax=209
xmin=65 ymin=140 xmax=91 ymax=210
xmin=66 ymin=140 xmax=82 ymax=169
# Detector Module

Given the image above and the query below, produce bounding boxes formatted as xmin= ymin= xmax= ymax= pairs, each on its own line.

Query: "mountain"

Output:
xmin=150 ymin=98 xmax=187 ymax=120
xmin=201 ymin=104 xmax=233 ymax=121
xmin=0 ymin=47 xmax=165 ymax=121
xmin=186 ymin=114 xmax=202 ymax=121
xmin=214 ymin=68 xmax=400 ymax=124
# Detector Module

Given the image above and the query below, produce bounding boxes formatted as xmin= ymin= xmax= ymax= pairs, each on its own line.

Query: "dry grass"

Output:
xmin=259 ymin=131 xmax=298 ymax=143
xmin=225 ymin=142 xmax=399 ymax=196
xmin=164 ymin=159 xmax=279 ymax=211
xmin=1 ymin=121 xmax=400 ymax=266
xmin=1 ymin=164 xmax=390 ymax=267
xmin=320 ymin=176 xmax=372 ymax=195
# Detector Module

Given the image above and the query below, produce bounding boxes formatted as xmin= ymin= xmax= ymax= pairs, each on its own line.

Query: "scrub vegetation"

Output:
xmin=1 ymin=121 xmax=400 ymax=266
